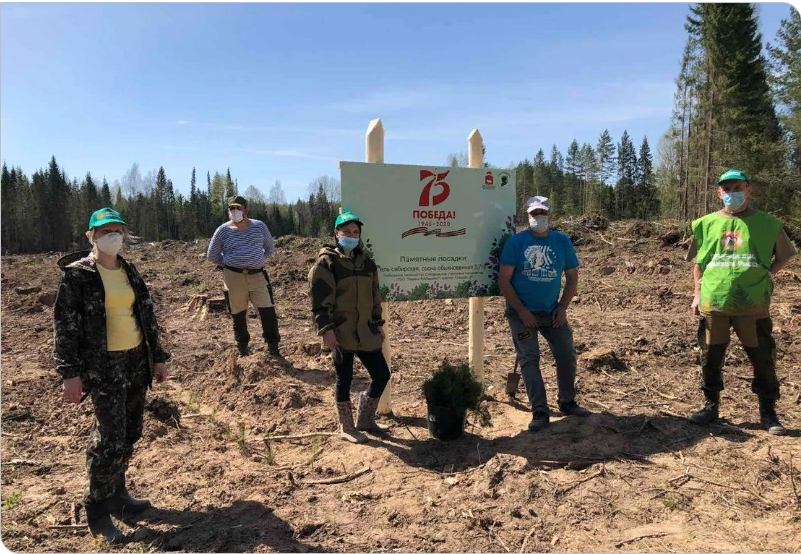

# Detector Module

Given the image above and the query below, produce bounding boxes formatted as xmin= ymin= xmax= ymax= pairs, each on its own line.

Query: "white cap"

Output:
xmin=526 ymin=196 xmax=550 ymax=213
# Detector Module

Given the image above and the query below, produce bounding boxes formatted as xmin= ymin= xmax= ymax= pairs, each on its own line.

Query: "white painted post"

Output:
xmin=468 ymin=129 xmax=485 ymax=380
xmin=365 ymin=119 xmax=393 ymax=415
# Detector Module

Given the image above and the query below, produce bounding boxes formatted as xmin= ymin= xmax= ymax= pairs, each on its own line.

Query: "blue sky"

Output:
xmin=1 ymin=2 xmax=794 ymax=202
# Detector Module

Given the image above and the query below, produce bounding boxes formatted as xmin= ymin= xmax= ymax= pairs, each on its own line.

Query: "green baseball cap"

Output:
xmin=227 ymin=195 xmax=248 ymax=208
xmin=88 ymin=207 xmax=126 ymax=230
xmin=335 ymin=210 xmax=363 ymax=229
xmin=717 ymin=169 xmax=749 ymax=185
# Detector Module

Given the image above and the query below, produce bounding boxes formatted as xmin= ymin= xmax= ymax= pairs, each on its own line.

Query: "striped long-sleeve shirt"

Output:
xmin=206 ymin=219 xmax=275 ymax=269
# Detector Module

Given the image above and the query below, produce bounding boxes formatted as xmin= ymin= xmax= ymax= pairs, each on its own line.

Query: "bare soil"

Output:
xmin=2 ymin=226 xmax=801 ymax=552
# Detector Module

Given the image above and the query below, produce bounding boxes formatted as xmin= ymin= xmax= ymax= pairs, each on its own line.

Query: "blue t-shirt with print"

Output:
xmin=499 ymin=230 xmax=580 ymax=313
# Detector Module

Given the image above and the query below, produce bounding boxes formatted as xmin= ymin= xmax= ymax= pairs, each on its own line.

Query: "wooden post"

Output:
xmin=468 ymin=129 xmax=485 ymax=380
xmin=365 ymin=119 xmax=393 ymax=415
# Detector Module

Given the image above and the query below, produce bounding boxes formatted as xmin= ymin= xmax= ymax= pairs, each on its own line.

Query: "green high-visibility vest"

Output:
xmin=692 ymin=210 xmax=780 ymax=314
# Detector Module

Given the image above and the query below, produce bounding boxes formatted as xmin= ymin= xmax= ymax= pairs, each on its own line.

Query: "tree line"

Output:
xmin=0 ymin=159 xmax=342 ymax=254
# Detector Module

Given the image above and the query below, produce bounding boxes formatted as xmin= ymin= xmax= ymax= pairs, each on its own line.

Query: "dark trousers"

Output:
xmin=334 ymin=350 xmax=390 ymax=402
xmin=85 ymin=344 xmax=150 ymax=504
xmin=698 ymin=315 xmax=780 ymax=400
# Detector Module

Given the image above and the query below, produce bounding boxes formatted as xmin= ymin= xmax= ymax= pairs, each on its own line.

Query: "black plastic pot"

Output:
xmin=426 ymin=403 xmax=468 ymax=441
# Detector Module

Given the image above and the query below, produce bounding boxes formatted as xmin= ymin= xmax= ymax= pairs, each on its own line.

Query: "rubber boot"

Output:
xmin=232 ymin=311 xmax=250 ymax=356
xmin=108 ymin=475 xmax=151 ymax=515
xmin=336 ymin=401 xmax=367 ymax=444
xmin=85 ymin=501 xmax=123 ymax=544
xmin=356 ymin=390 xmax=390 ymax=432
xmin=690 ymin=390 xmax=720 ymax=424
xmin=258 ymin=307 xmax=281 ymax=356
xmin=759 ymin=397 xmax=787 ymax=436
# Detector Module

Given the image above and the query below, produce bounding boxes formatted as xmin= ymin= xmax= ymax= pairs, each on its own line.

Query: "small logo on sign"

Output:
xmin=483 ymin=171 xmax=495 ymax=189
xmin=499 ymin=171 xmax=511 ymax=189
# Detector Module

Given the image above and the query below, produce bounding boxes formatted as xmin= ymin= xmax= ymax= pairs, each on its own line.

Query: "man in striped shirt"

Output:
xmin=207 ymin=195 xmax=281 ymax=357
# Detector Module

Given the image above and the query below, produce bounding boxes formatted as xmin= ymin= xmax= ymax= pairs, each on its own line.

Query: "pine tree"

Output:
xmin=1 ymin=162 xmax=16 ymax=253
xmin=564 ymin=139 xmax=581 ymax=215
xmin=635 ymin=137 xmax=657 ymax=219
xmin=225 ymin=168 xmax=235 ymax=199
xmin=100 ymin=178 xmax=112 ymax=207
xmin=686 ymin=3 xmax=783 ymax=215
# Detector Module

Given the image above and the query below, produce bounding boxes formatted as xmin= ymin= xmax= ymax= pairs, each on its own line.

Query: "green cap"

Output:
xmin=717 ymin=169 xmax=749 ymax=185
xmin=88 ymin=207 xmax=126 ymax=230
xmin=228 ymin=195 xmax=248 ymax=208
xmin=335 ymin=210 xmax=363 ymax=229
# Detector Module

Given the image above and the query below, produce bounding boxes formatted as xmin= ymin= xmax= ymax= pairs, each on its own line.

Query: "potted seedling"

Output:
xmin=422 ymin=360 xmax=491 ymax=441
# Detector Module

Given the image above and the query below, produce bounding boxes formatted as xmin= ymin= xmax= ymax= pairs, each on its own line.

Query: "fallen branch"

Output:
xmin=305 ymin=465 xmax=371 ymax=485
xmin=49 ymin=524 xmax=88 ymax=530
xmin=596 ymin=232 xmax=614 ymax=246
xmin=651 ymin=388 xmax=678 ymax=401
xmin=3 ymin=459 xmax=40 ymax=466
xmin=521 ymin=525 xmax=538 ymax=553
xmin=586 ymin=398 xmax=612 ymax=411
xmin=256 ymin=432 xmax=337 ymax=442
xmin=658 ymin=409 xmax=686 ymax=420
xmin=559 ymin=468 xmax=605 ymax=495
xmin=447 ymin=462 xmax=488 ymax=475
xmin=791 ymin=454 xmax=800 ymax=507
xmin=615 ymin=532 xmax=669 ymax=548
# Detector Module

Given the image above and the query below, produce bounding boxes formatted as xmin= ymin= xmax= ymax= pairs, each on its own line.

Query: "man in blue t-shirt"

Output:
xmin=499 ymin=196 xmax=590 ymax=431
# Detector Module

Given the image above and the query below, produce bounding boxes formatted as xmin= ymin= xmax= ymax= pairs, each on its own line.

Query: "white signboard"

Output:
xmin=340 ymin=161 xmax=517 ymax=301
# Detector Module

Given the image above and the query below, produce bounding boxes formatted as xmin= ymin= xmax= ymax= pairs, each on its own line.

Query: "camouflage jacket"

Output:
xmin=53 ymin=250 xmax=170 ymax=387
xmin=308 ymin=244 xmax=385 ymax=352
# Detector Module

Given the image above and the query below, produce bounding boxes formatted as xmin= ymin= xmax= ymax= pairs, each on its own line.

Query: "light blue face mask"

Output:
xmin=339 ymin=237 xmax=359 ymax=251
xmin=722 ymin=191 xmax=746 ymax=210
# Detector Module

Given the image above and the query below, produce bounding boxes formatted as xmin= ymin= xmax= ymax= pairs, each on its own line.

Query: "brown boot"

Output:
xmin=336 ymin=401 xmax=367 ymax=443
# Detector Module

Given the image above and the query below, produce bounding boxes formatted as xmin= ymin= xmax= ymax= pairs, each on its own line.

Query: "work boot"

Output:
xmin=759 ymin=398 xmax=787 ymax=436
xmin=356 ymin=390 xmax=390 ymax=432
xmin=690 ymin=391 xmax=719 ymax=424
xmin=108 ymin=475 xmax=151 ymax=515
xmin=336 ymin=401 xmax=367 ymax=444
xmin=559 ymin=401 xmax=591 ymax=417
xmin=85 ymin=501 xmax=123 ymax=544
xmin=232 ymin=311 xmax=250 ymax=356
xmin=258 ymin=307 xmax=281 ymax=356
xmin=528 ymin=412 xmax=550 ymax=432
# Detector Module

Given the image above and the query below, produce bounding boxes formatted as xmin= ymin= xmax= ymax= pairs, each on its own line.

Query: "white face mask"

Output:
xmin=96 ymin=232 xmax=123 ymax=256
xmin=229 ymin=209 xmax=244 ymax=223
xmin=529 ymin=215 xmax=549 ymax=233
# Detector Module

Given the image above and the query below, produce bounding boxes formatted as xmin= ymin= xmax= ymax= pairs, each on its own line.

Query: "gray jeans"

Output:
xmin=506 ymin=308 xmax=577 ymax=414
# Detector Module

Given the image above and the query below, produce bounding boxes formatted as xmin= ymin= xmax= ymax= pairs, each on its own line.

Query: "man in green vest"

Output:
xmin=687 ymin=169 xmax=796 ymax=435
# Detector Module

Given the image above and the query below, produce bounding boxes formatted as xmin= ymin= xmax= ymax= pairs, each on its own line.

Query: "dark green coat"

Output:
xmin=53 ymin=250 xmax=170 ymax=388
xmin=308 ymin=245 xmax=385 ymax=352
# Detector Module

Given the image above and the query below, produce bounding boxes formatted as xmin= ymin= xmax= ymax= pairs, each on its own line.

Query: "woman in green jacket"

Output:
xmin=308 ymin=211 xmax=390 ymax=443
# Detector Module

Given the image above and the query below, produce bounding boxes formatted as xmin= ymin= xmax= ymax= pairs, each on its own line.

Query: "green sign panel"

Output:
xmin=340 ymin=161 xmax=517 ymax=301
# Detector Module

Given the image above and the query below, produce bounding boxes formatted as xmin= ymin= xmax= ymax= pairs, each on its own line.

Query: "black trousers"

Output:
xmin=334 ymin=350 xmax=390 ymax=402
xmin=697 ymin=315 xmax=780 ymax=400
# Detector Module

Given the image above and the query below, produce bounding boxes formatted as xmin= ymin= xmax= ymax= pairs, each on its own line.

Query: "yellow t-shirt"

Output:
xmin=97 ymin=265 xmax=143 ymax=351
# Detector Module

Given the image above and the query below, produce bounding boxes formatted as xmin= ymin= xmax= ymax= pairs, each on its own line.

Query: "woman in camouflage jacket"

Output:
xmin=53 ymin=208 xmax=170 ymax=543
xmin=309 ymin=211 xmax=390 ymax=444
